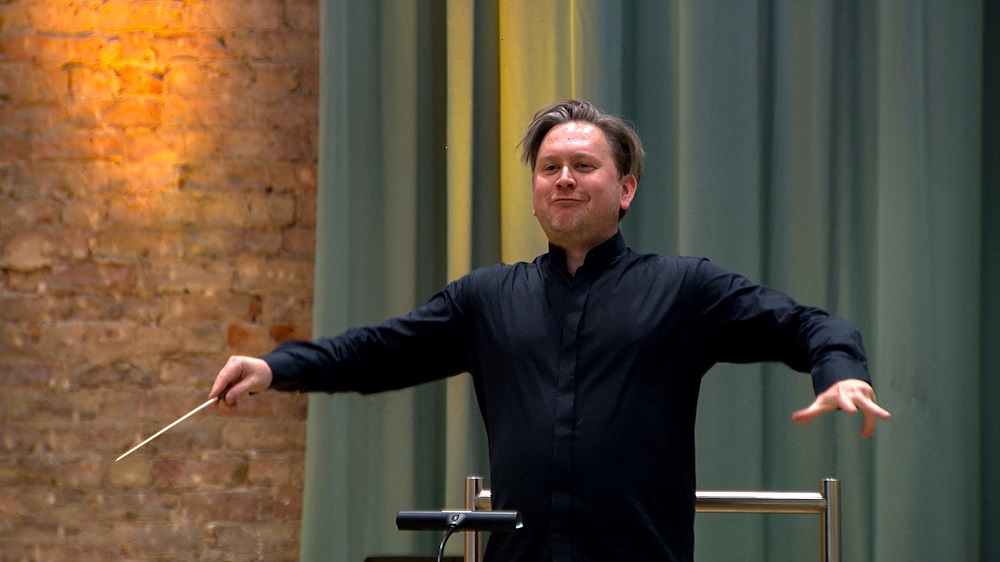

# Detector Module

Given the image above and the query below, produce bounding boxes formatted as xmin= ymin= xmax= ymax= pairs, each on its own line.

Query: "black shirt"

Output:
xmin=263 ymin=231 xmax=869 ymax=561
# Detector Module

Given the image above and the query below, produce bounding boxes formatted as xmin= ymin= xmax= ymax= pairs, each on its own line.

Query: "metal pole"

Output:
xmin=465 ymin=476 xmax=485 ymax=562
xmin=821 ymin=478 xmax=840 ymax=562
xmin=462 ymin=476 xmax=839 ymax=561
xmin=695 ymin=490 xmax=827 ymax=514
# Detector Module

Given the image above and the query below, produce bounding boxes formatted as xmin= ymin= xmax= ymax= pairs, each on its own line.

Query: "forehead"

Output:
xmin=538 ymin=121 xmax=611 ymax=157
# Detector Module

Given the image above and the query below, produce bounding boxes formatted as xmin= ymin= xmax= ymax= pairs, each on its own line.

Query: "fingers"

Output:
xmin=791 ymin=386 xmax=843 ymax=424
xmin=792 ymin=379 xmax=891 ymax=438
xmin=790 ymin=402 xmax=827 ymax=425
xmin=209 ymin=356 xmax=273 ymax=408
xmin=856 ymin=392 xmax=891 ymax=439
xmin=860 ymin=410 xmax=877 ymax=439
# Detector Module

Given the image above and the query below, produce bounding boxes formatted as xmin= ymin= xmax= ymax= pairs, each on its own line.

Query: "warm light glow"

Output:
xmin=0 ymin=1 xmax=317 ymax=559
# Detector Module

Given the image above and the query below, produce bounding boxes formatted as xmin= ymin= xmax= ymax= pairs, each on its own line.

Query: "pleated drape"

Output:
xmin=303 ymin=1 xmax=994 ymax=560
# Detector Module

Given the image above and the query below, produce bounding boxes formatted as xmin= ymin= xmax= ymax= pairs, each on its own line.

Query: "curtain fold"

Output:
xmin=442 ymin=0 xmax=480 ymax=517
xmin=872 ymin=1 xmax=983 ymax=560
xmin=304 ymin=1 xmax=992 ymax=560
xmin=980 ymin=4 xmax=1000 ymax=561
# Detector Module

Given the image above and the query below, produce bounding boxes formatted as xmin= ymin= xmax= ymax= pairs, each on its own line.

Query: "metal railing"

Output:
xmin=463 ymin=476 xmax=840 ymax=562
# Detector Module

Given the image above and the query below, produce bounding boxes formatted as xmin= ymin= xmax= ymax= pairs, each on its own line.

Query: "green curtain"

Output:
xmin=304 ymin=1 xmax=995 ymax=560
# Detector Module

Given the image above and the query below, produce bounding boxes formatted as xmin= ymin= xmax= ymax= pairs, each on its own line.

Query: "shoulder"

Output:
xmin=445 ymin=260 xmax=540 ymax=296
xmin=621 ymin=250 xmax=721 ymax=280
xmin=619 ymin=251 xmax=755 ymax=300
xmin=460 ymin=260 xmax=536 ymax=282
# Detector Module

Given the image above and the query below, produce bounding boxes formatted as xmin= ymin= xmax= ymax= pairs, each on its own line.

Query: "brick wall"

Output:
xmin=0 ymin=1 xmax=318 ymax=559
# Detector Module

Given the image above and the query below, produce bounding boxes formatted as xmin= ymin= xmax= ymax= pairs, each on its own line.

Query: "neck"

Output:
xmin=564 ymin=249 xmax=588 ymax=276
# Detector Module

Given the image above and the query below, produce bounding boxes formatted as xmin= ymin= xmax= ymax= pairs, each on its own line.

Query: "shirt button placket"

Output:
xmin=550 ymin=278 xmax=588 ymax=559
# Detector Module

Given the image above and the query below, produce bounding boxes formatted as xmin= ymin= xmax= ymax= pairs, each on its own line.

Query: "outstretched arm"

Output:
xmin=791 ymin=378 xmax=891 ymax=438
xmin=209 ymin=355 xmax=274 ymax=408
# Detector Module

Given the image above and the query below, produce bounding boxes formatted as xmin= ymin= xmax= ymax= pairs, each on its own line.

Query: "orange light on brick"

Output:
xmin=1 ymin=1 xmax=317 ymax=557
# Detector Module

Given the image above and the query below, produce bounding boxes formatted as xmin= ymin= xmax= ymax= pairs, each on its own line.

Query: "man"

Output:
xmin=210 ymin=100 xmax=890 ymax=561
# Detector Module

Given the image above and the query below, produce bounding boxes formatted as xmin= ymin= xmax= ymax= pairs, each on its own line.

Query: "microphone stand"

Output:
xmin=396 ymin=510 xmax=522 ymax=562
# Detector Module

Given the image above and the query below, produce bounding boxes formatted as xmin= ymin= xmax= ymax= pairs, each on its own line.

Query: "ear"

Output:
xmin=619 ymin=174 xmax=637 ymax=214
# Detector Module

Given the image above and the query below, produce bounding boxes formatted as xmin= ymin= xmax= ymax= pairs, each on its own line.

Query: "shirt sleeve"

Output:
xmin=261 ymin=277 xmax=473 ymax=395
xmin=689 ymin=258 xmax=870 ymax=394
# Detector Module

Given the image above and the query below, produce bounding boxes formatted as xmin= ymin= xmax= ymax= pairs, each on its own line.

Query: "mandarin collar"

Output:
xmin=547 ymin=230 xmax=627 ymax=276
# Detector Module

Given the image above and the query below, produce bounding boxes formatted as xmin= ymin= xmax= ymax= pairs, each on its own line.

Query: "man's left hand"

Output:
xmin=792 ymin=379 xmax=891 ymax=438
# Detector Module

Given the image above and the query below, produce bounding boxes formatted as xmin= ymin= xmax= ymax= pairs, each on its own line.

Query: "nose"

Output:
xmin=555 ymin=166 xmax=575 ymax=189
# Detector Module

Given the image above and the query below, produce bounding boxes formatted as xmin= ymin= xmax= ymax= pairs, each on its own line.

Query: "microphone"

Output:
xmin=396 ymin=510 xmax=523 ymax=532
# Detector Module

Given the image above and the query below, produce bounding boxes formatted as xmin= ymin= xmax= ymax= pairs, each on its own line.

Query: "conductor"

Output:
xmin=210 ymin=99 xmax=891 ymax=561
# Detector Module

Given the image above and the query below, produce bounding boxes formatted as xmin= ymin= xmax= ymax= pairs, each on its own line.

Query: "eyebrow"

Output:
xmin=535 ymin=149 xmax=603 ymax=163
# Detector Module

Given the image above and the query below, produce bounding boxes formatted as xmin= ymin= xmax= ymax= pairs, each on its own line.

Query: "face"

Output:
xmin=531 ymin=121 xmax=637 ymax=251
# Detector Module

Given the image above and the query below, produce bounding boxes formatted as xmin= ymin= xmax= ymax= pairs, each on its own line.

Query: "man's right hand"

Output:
xmin=209 ymin=356 xmax=273 ymax=408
